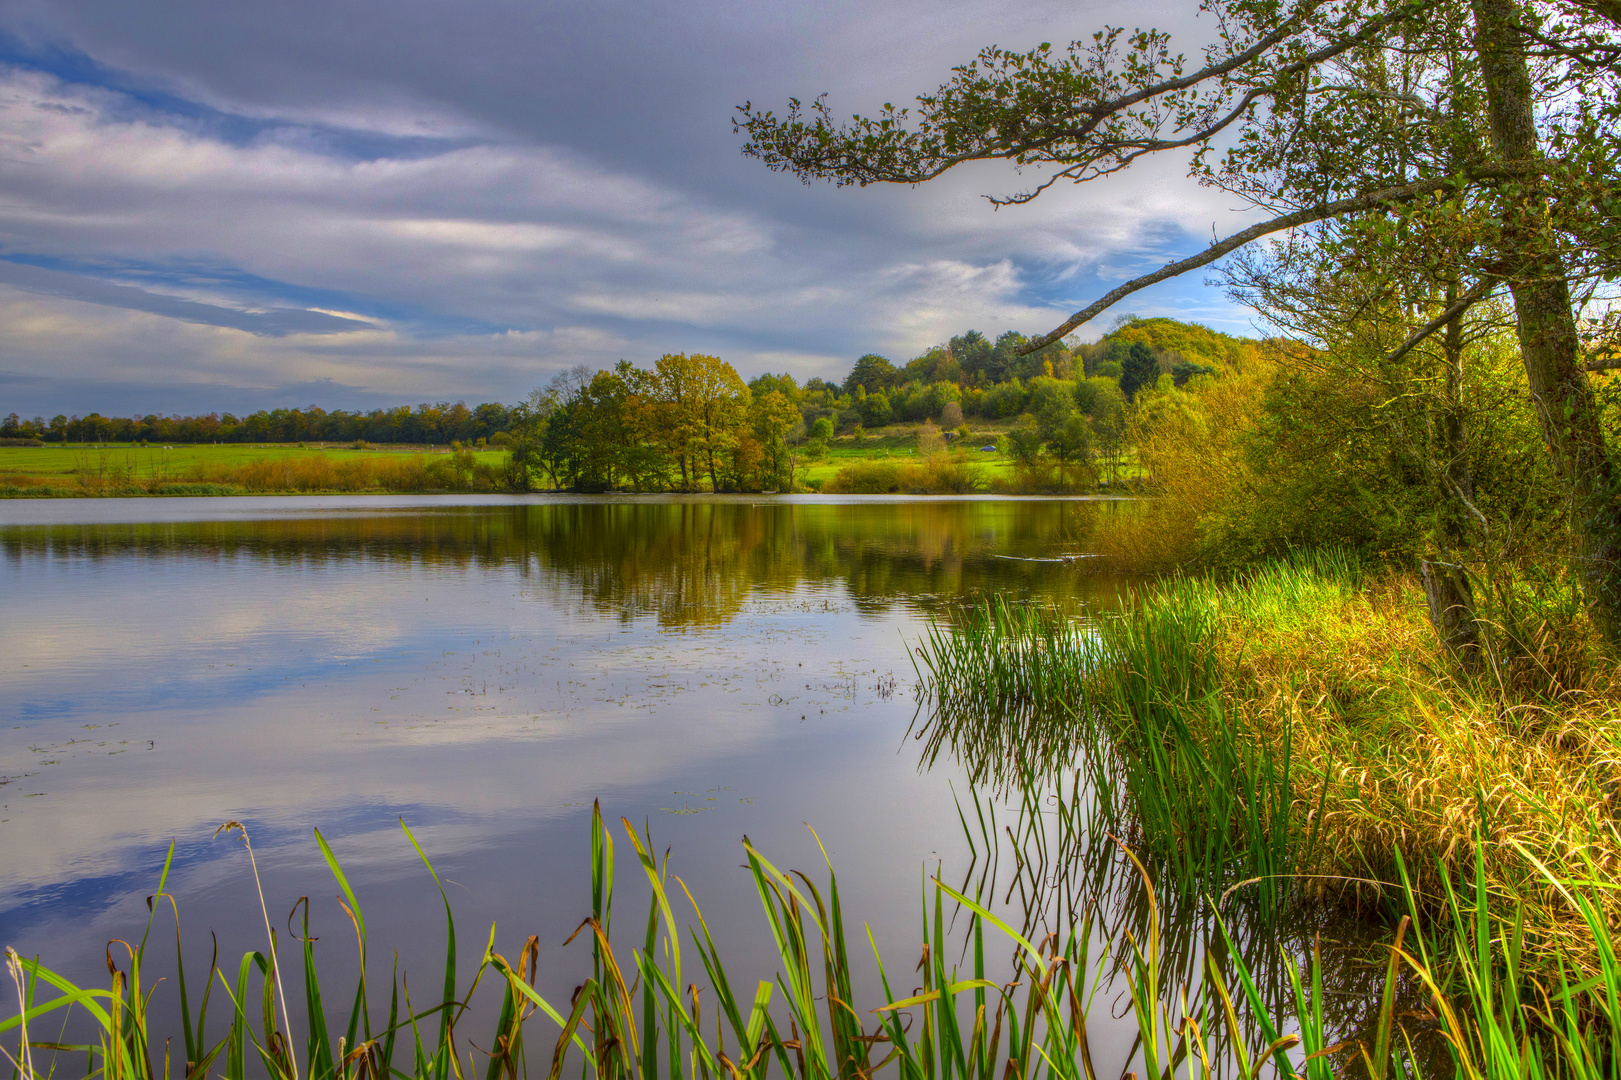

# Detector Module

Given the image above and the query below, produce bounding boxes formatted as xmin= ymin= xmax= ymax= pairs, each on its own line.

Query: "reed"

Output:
xmin=8 ymin=798 xmax=1621 ymax=1080
xmin=911 ymin=549 xmax=1621 ymax=985
xmin=909 ymin=597 xmax=1092 ymax=784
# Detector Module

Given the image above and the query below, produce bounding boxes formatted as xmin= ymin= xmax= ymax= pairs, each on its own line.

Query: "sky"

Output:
xmin=0 ymin=0 xmax=1266 ymax=418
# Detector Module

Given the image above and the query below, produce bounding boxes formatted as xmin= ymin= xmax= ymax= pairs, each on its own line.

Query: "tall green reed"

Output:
xmin=910 ymin=566 xmax=1336 ymax=915
xmin=7 ymin=797 xmax=1621 ymax=1080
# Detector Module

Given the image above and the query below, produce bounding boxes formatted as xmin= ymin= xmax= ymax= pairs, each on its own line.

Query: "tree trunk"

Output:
xmin=1422 ymin=558 xmax=1482 ymax=662
xmin=1427 ymin=277 xmax=1483 ymax=664
xmin=1470 ymin=0 xmax=1621 ymax=639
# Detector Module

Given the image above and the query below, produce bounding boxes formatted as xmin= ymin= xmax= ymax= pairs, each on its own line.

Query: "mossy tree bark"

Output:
xmin=1471 ymin=0 xmax=1621 ymax=639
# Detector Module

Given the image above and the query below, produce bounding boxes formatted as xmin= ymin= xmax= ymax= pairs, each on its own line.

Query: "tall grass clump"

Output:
xmin=909 ymin=598 xmax=1092 ymax=783
xmin=913 ymin=549 xmax=1621 ymax=982
xmin=11 ymin=800 xmax=1621 ymax=1080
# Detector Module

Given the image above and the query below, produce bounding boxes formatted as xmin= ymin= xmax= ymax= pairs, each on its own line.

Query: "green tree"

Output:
xmin=950 ymin=330 xmax=993 ymax=380
xmin=1006 ymin=417 xmax=1044 ymax=465
xmin=1119 ymin=343 xmax=1159 ymax=401
xmin=737 ymin=0 xmax=1621 ymax=633
xmin=651 ymin=353 xmax=750 ymax=492
xmin=843 ymin=353 xmax=897 ymax=396
xmin=1047 ymin=413 xmax=1095 ymax=478
xmin=751 ymin=389 xmax=802 ymax=489
xmin=858 ymin=390 xmax=894 ymax=426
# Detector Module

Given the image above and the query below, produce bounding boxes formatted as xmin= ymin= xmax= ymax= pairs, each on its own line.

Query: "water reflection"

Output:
xmin=0 ymin=495 xmax=1137 ymax=1049
xmin=1 ymin=499 xmax=1137 ymax=627
xmin=2 ymin=496 xmax=1429 ymax=1079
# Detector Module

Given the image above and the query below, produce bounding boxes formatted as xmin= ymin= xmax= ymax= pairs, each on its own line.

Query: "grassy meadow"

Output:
xmin=0 ymin=442 xmax=513 ymax=497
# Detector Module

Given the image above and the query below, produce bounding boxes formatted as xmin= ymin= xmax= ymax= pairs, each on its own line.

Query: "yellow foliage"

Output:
xmin=1089 ymin=351 xmax=1275 ymax=570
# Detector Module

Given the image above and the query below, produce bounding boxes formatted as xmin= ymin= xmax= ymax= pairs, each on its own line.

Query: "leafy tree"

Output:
xmin=651 ymin=353 xmax=750 ymax=492
xmin=979 ymin=379 xmax=1029 ymax=419
xmin=950 ymin=330 xmax=993 ymax=380
xmin=858 ymin=390 xmax=894 ymax=426
xmin=1119 ymin=343 xmax=1160 ymax=401
xmin=752 ymin=389 xmax=802 ymax=489
xmin=1073 ymin=376 xmax=1126 ymax=419
xmin=1006 ymin=418 xmax=1044 ymax=465
xmin=749 ymin=372 xmax=801 ymax=403
xmin=988 ymin=332 xmax=1025 ymax=383
xmin=1027 ymin=378 xmax=1074 ymax=422
xmin=843 ymin=353 xmax=897 ymax=396
xmin=1046 ymin=413 xmax=1095 ymax=477
xmin=737 ymin=0 xmax=1621 ymax=633
xmin=1170 ymin=361 xmax=1217 ymax=387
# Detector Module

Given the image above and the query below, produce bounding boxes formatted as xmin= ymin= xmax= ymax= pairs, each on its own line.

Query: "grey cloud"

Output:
xmin=0 ymin=260 xmax=373 ymax=336
xmin=0 ymin=368 xmax=421 ymax=417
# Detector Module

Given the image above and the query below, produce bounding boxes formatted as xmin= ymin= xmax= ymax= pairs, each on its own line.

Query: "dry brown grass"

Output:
xmin=1199 ymin=567 xmax=1621 ymax=971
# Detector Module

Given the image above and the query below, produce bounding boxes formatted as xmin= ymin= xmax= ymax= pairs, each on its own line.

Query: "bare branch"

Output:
xmin=1587 ymin=356 xmax=1621 ymax=372
xmin=1018 ymin=170 xmax=1523 ymax=354
xmin=1382 ymin=279 xmax=1494 ymax=366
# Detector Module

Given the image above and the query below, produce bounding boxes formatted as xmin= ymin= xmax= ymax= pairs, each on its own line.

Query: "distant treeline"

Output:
xmin=0 ymin=400 xmax=515 ymax=446
xmin=1 ymin=317 xmax=1252 ymax=465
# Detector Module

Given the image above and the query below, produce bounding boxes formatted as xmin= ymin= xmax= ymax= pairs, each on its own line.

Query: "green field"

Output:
xmin=0 ymin=442 xmax=507 ymax=494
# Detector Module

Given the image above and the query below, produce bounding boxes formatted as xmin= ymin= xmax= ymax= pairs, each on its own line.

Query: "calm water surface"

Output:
xmin=3 ymin=494 xmax=1161 ymax=1061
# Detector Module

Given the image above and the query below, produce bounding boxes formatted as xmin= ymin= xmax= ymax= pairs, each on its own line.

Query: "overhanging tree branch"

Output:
xmin=1017 ymin=170 xmax=1523 ymax=354
xmin=738 ymin=0 xmax=1434 ymax=194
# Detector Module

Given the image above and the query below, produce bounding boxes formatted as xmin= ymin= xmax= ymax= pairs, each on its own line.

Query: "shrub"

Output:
xmin=826 ymin=454 xmax=983 ymax=494
xmin=827 ymin=460 xmax=903 ymax=493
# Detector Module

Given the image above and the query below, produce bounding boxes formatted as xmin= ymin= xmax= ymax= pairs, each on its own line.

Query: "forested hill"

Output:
xmin=1092 ymin=317 xmax=1262 ymax=372
xmin=1 ymin=315 xmax=1259 ymax=446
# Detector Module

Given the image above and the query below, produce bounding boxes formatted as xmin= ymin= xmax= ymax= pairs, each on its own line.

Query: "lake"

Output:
xmin=3 ymin=494 xmax=1175 ymax=1072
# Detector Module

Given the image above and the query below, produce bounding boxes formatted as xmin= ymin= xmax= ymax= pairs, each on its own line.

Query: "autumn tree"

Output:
xmin=651 ymin=353 xmax=751 ymax=492
xmin=752 ymin=389 xmax=802 ymax=490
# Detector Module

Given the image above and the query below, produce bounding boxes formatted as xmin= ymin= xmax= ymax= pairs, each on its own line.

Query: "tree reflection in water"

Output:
xmin=0 ymin=498 xmax=1145 ymax=628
